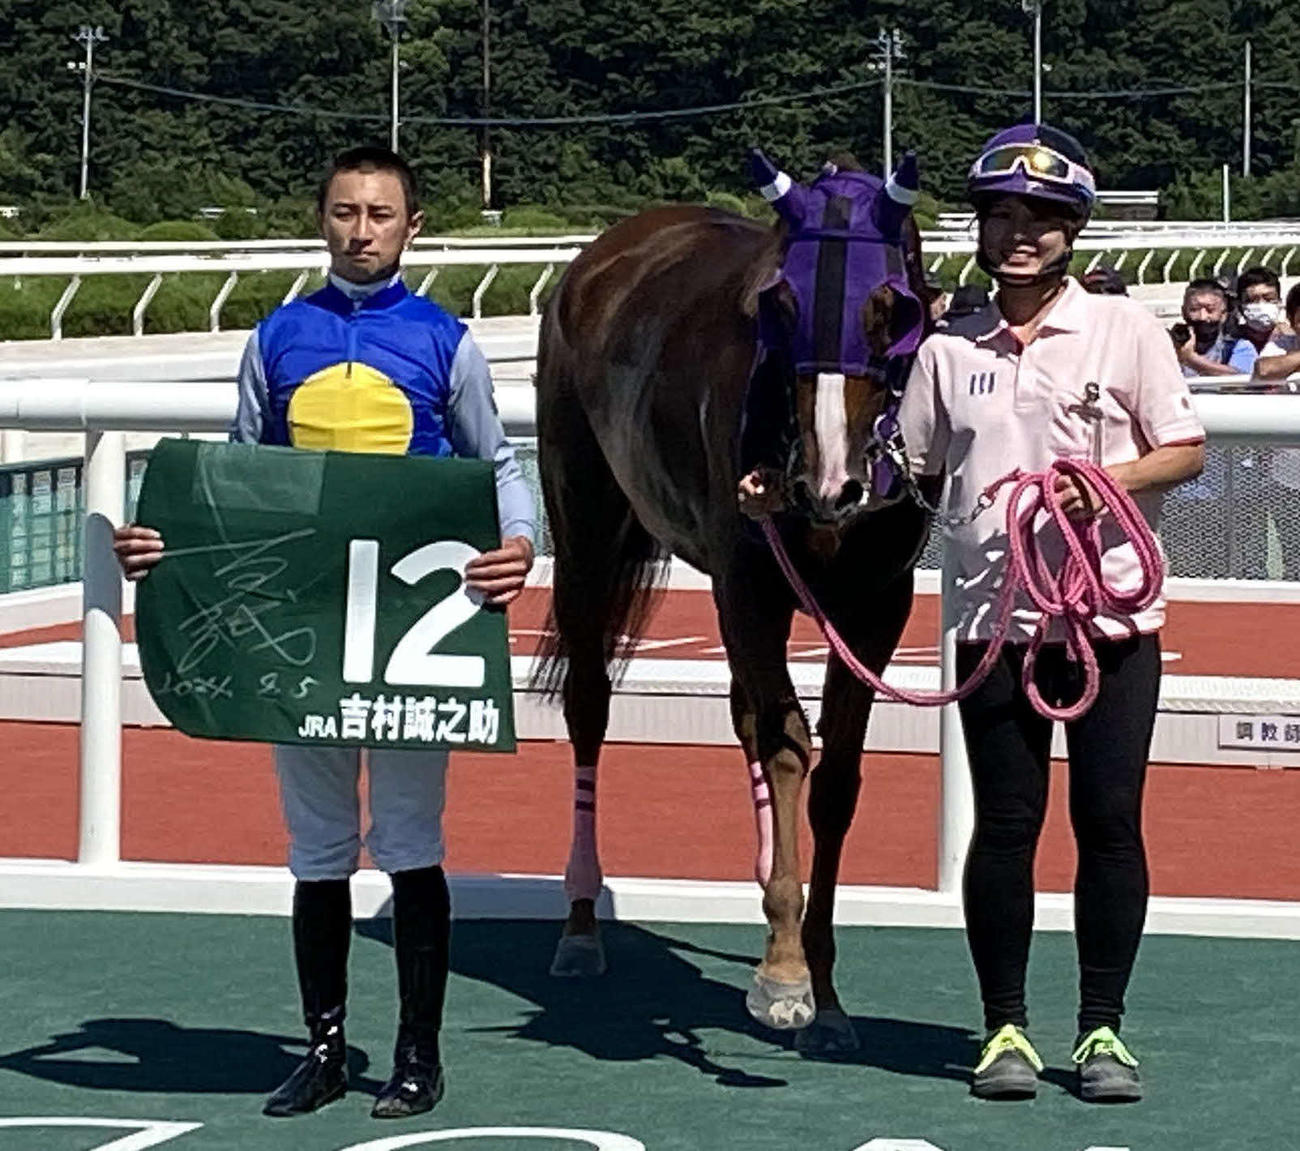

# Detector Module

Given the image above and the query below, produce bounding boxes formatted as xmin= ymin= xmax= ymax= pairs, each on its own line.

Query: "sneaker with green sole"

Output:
xmin=971 ymin=1023 xmax=1044 ymax=1099
xmin=1073 ymin=1026 xmax=1142 ymax=1103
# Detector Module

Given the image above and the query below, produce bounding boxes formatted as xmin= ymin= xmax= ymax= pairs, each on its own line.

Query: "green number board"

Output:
xmin=134 ymin=439 xmax=516 ymax=752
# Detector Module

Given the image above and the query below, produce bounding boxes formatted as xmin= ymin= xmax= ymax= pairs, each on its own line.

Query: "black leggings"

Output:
xmin=956 ymin=633 xmax=1161 ymax=1036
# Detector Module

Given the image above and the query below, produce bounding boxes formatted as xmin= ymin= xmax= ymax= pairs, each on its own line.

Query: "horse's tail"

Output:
xmin=529 ymin=301 xmax=668 ymax=701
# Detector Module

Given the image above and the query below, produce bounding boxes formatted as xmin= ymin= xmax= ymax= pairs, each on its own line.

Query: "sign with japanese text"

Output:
xmin=135 ymin=439 xmax=515 ymax=752
xmin=1216 ymin=714 xmax=1300 ymax=753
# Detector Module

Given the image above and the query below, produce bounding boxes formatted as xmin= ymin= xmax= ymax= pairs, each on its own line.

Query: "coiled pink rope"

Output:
xmin=760 ymin=459 xmax=1165 ymax=722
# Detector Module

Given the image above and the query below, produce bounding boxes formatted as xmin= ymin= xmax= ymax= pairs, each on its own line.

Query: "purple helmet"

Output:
xmin=967 ymin=122 xmax=1095 ymax=220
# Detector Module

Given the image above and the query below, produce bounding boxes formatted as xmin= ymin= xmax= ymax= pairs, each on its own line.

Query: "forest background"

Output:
xmin=1 ymin=0 xmax=1300 ymax=241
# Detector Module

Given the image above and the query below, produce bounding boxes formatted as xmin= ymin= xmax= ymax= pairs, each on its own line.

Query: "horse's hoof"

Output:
xmin=746 ymin=972 xmax=815 ymax=1030
xmin=549 ymin=932 xmax=606 ymax=978
xmin=794 ymin=1007 xmax=860 ymax=1057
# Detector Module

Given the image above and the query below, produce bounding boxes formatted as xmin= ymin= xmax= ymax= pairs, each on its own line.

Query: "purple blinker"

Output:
xmin=750 ymin=148 xmax=924 ymax=377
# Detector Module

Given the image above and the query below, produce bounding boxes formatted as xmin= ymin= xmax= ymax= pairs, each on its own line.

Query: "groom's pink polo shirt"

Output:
xmin=898 ymin=277 xmax=1205 ymax=642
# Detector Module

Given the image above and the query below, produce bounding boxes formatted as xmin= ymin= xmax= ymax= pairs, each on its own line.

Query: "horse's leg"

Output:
xmin=537 ymin=367 xmax=658 ymax=978
xmin=730 ymin=678 xmax=773 ymax=887
xmin=796 ymin=574 xmax=914 ymax=1056
xmin=549 ymin=641 xmax=612 ymax=977
xmin=719 ymin=576 xmax=815 ymax=1030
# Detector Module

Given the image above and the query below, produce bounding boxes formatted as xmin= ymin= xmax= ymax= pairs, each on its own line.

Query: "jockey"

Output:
xmin=897 ymin=124 xmax=1205 ymax=1102
xmin=114 ymin=146 xmax=536 ymax=1121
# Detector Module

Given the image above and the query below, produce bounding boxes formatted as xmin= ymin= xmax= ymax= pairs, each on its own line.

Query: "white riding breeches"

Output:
xmin=274 ymin=744 xmax=449 ymax=880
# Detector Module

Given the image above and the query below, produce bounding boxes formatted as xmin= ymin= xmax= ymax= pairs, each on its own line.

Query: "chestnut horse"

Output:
xmin=533 ymin=154 xmax=932 ymax=1053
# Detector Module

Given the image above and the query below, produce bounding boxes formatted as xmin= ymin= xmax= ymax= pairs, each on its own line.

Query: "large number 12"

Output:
xmin=341 ymin=539 xmax=487 ymax=688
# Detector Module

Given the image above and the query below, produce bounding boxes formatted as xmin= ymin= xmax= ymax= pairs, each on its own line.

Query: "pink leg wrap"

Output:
xmin=748 ymin=760 xmax=774 ymax=887
xmin=564 ymin=763 xmax=603 ymax=903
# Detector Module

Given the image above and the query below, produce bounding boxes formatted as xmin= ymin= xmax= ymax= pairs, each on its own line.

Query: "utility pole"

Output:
xmin=372 ymin=0 xmax=408 ymax=152
xmin=70 ymin=25 xmax=108 ymax=200
xmin=874 ymin=28 xmax=903 ymax=178
xmin=1243 ymin=39 xmax=1252 ymax=177
xmin=1023 ymin=0 xmax=1043 ymax=124
xmin=482 ymin=0 xmax=492 ymax=211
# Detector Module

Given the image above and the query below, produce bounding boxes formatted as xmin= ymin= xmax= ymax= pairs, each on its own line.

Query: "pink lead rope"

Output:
xmin=760 ymin=459 xmax=1165 ymax=723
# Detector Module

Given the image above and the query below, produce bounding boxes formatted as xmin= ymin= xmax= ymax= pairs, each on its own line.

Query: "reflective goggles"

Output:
xmin=970 ymin=144 xmax=1096 ymax=196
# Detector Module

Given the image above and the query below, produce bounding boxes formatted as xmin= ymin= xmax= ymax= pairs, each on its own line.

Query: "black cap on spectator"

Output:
xmin=1081 ymin=266 xmax=1128 ymax=295
xmin=948 ymin=284 xmax=990 ymax=316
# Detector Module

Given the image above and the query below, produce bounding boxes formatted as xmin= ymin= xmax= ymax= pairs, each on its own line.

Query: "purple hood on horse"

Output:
xmin=750 ymin=149 xmax=925 ymax=377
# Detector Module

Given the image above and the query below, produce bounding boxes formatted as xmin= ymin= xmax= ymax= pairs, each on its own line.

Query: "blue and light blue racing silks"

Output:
xmin=231 ymin=273 xmax=535 ymax=544
xmin=257 ymin=276 xmax=462 ymax=456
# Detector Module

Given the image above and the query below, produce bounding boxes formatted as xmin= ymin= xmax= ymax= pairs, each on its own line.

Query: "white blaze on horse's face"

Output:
xmin=794 ymin=372 xmax=875 ymax=524
xmin=815 ymin=372 xmax=851 ymax=502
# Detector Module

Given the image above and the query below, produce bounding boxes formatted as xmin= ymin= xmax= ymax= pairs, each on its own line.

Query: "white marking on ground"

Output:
xmin=336 ymin=1128 xmax=646 ymax=1150
xmin=0 ymin=1119 xmax=203 ymax=1151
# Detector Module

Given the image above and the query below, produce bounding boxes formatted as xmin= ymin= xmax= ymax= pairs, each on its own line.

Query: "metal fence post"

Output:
xmin=936 ymin=554 xmax=974 ymax=895
xmin=78 ymin=428 xmax=124 ymax=868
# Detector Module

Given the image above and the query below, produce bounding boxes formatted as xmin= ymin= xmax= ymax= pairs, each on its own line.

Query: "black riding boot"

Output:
xmin=372 ymin=865 xmax=450 ymax=1119
xmin=263 ymin=879 xmax=351 ymax=1117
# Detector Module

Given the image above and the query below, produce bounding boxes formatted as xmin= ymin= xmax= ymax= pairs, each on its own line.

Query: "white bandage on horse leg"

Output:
xmin=563 ymin=762 xmax=603 ymax=903
xmin=747 ymin=760 xmax=774 ymax=887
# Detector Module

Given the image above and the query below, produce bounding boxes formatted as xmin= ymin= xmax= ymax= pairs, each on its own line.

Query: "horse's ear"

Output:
xmin=877 ymin=151 xmax=920 ymax=236
xmin=749 ymin=147 xmax=808 ymax=228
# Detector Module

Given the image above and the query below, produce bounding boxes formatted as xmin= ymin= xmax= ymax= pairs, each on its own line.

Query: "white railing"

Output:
xmin=0 ymin=235 xmax=598 ymax=255
xmin=1 ymin=245 xmax=584 ymax=338
xmin=0 ymin=380 xmax=1297 ymax=896
xmin=919 ymin=229 xmax=1300 ymax=288
xmin=9 ymin=222 xmax=1300 ymax=339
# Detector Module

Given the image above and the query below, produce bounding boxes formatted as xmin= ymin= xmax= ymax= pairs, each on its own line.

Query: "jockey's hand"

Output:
xmin=465 ymin=535 xmax=534 ymax=607
xmin=113 ymin=523 xmax=165 ymax=581
xmin=738 ymin=468 xmax=786 ymax=519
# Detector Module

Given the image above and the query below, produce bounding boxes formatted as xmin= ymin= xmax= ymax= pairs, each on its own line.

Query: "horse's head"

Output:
xmin=749 ymin=149 xmax=928 ymax=528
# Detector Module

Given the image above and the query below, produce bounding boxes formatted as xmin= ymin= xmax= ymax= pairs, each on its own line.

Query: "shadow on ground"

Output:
xmin=0 ymin=1018 xmax=378 ymax=1096
xmin=360 ymin=902 xmax=978 ymax=1089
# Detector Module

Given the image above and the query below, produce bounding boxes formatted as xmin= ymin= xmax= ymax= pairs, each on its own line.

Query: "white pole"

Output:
xmin=883 ymin=35 xmax=893 ymax=178
xmin=936 ymin=554 xmax=974 ymax=895
xmin=78 ymin=429 xmax=125 ymax=868
xmin=1223 ymin=163 xmax=1231 ymax=223
xmin=482 ymin=0 xmax=492 ymax=209
xmin=390 ymin=35 xmax=400 ymax=151
xmin=78 ymin=32 xmax=94 ymax=200
xmin=1243 ymin=40 xmax=1252 ymax=178
xmin=1033 ymin=7 xmax=1043 ymax=124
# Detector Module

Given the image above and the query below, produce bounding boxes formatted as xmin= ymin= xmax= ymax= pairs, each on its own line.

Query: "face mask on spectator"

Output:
xmin=1242 ymin=301 xmax=1280 ymax=330
xmin=1189 ymin=318 xmax=1222 ymax=343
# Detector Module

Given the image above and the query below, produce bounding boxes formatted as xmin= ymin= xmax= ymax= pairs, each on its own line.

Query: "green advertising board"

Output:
xmin=135 ymin=439 xmax=515 ymax=752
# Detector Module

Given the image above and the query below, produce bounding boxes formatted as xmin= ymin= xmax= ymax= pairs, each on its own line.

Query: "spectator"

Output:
xmin=1216 ymin=273 xmax=1241 ymax=344
xmin=1170 ymin=278 xmax=1237 ymax=378
xmin=1227 ymin=267 xmax=1287 ymax=374
xmin=925 ymin=271 xmax=950 ymax=325
xmin=1253 ymin=282 xmax=1300 ymax=386
xmin=1080 ymin=266 xmax=1127 ymax=295
xmin=1256 ymin=283 xmax=1300 ymax=579
xmin=938 ymin=283 xmax=990 ymax=328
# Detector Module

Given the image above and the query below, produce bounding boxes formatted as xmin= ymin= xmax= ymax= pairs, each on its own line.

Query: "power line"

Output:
xmin=96 ymin=72 xmax=884 ymax=128
xmin=96 ymin=69 xmax=1289 ymax=130
xmin=897 ymin=77 xmax=1244 ymax=99
xmin=96 ymin=74 xmax=389 ymax=122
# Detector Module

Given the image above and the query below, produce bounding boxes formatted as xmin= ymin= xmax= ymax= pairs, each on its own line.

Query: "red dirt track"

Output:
xmin=1 ymin=587 xmax=1298 ymax=900
xmin=2 ymin=723 xmax=1299 ymax=902
xmin=4 ymin=588 xmax=1300 ymax=677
